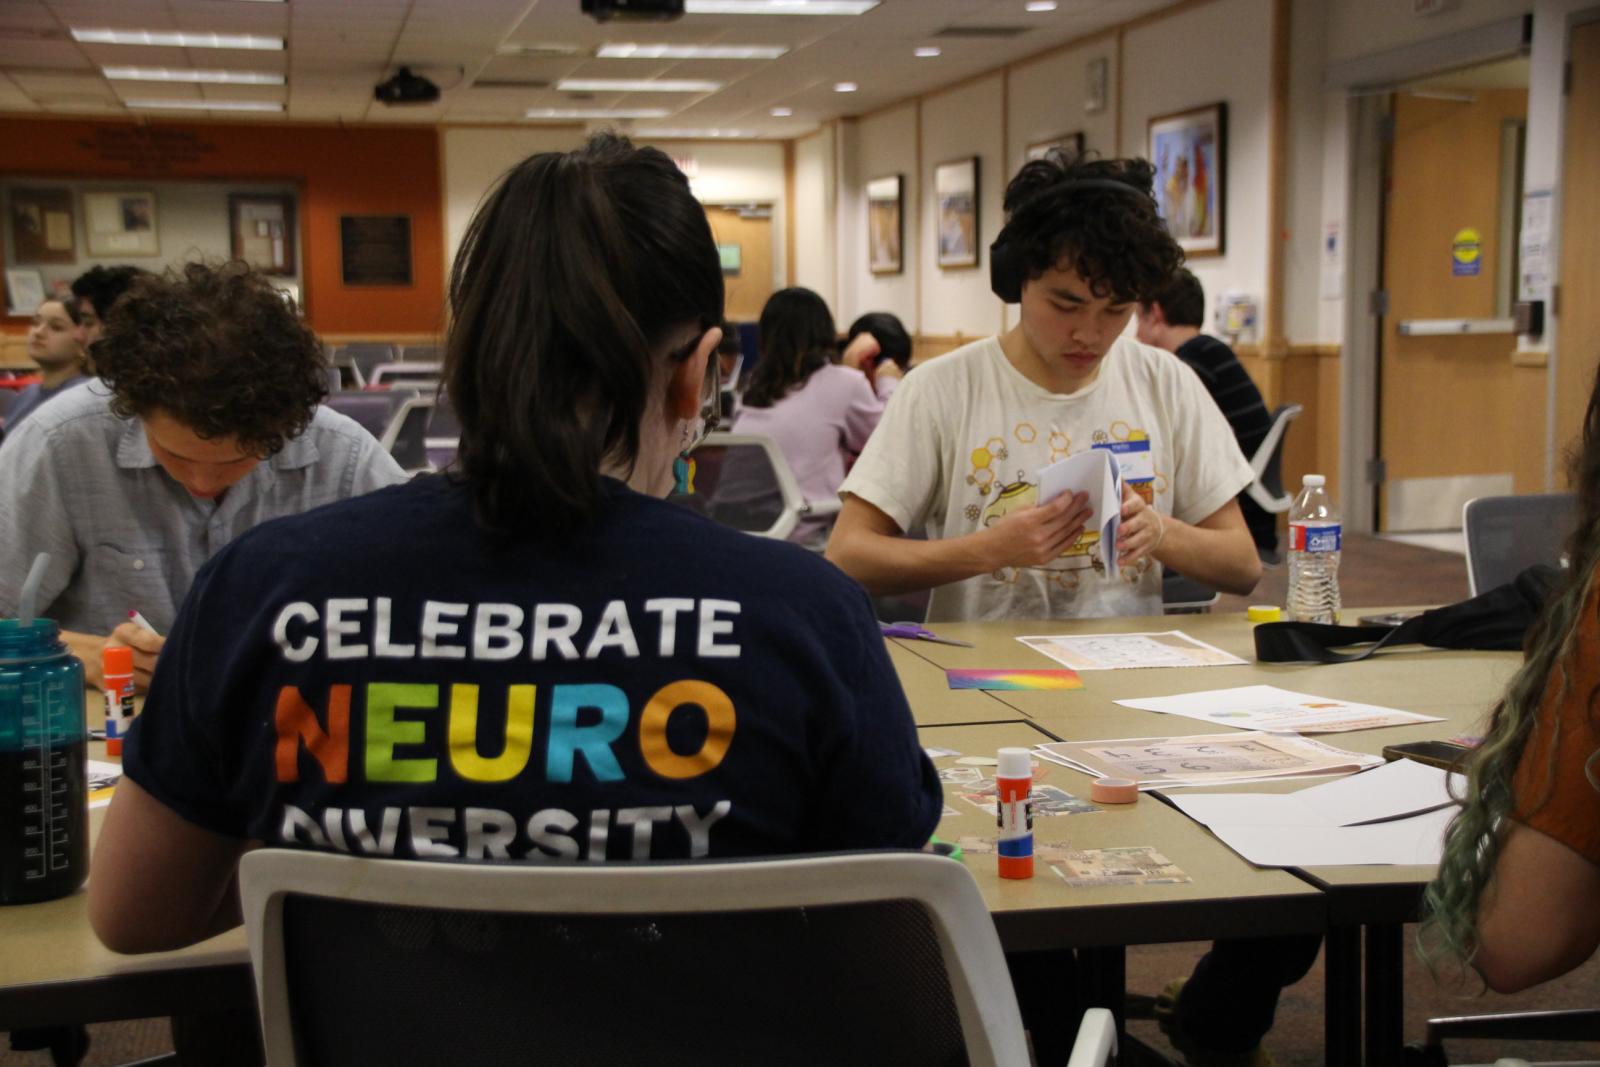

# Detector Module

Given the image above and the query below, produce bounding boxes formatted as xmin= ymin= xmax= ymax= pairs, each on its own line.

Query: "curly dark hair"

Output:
xmin=70 ymin=264 xmax=150 ymax=322
xmin=96 ymin=261 xmax=327 ymax=458
xmin=1002 ymin=152 xmax=1183 ymax=305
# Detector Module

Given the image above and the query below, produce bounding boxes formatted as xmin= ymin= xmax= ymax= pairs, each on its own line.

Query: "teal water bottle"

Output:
xmin=0 ymin=617 xmax=88 ymax=904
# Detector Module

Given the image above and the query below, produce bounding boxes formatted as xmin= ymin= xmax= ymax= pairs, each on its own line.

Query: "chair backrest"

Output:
xmin=368 ymin=362 xmax=443 ymax=389
xmin=324 ymin=391 xmax=407 ymax=440
xmin=397 ymin=343 xmax=439 ymax=363
xmin=1463 ymin=492 xmax=1578 ymax=596
xmin=329 ymin=343 xmax=398 ymax=389
xmin=1162 ymin=570 xmax=1219 ymax=614
xmin=242 ymin=849 xmax=1029 ymax=1067
xmin=379 ymin=394 xmax=436 ymax=473
xmin=675 ymin=431 xmax=840 ymax=541
xmin=1244 ymin=403 xmax=1304 ymax=514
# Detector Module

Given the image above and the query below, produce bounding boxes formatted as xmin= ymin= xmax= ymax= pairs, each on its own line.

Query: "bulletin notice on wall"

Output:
xmin=340 ymin=214 xmax=412 ymax=286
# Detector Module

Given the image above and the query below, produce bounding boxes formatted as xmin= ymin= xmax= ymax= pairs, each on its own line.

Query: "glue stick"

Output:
xmin=996 ymin=747 xmax=1034 ymax=879
xmin=102 ymin=646 xmax=136 ymax=757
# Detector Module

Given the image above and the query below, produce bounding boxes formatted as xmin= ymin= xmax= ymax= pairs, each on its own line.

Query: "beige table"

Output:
xmin=888 ymin=639 xmax=1026 ymax=727
xmin=899 ymin=612 xmax=1521 ymax=1066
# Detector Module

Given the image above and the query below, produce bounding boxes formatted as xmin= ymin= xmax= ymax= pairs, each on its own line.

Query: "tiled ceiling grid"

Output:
xmin=0 ymin=0 xmax=1178 ymax=136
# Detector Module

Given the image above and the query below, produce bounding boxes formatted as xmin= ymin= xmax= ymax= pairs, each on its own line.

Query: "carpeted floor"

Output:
xmin=9 ymin=533 xmax=1593 ymax=1067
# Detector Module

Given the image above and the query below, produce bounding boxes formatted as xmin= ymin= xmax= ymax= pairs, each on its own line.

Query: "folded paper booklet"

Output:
xmin=1033 ymin=731 xmax=1384 ymax=790
xmin=1036 ymin=448 xmax=1122 ymax=580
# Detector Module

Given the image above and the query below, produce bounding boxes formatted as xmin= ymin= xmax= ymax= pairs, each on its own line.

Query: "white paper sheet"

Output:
xmin=1169 ymin=758 xmax=1461 ymax=828
xmin=1033 ymin=731 xmax=1384 ymax=789
xmin=1206 ymin=805 xmax=1457 ymax=867
xmin=1115 ymin=684 xmax=1444 ymax=733
xmin=1036 ymin=449 xmax=1122 ymax=579
xmin=1018 ymin=631 xmax=1248 ymax=671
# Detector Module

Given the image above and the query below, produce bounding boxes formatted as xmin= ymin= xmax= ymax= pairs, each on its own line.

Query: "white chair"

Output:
xmin=367 ymin=361 xmax=443 ymax=389
xmin=1067 ymin=1007 xmax=1119 ymax=1067
xmin=1244 ymin=403 xmax=1303 ymax=515
xmin=328 ymin=343 xmax=397 ymax=389
xmin=377 ymin=394 xmax=437 ymax=473
xmin=241 ymin=849 xmax=1031 ymax=1067
xmin=1462 ymin=492 xmax=1578 ymax=595
xmin=684 ymin=430 xmax=842 ymax=542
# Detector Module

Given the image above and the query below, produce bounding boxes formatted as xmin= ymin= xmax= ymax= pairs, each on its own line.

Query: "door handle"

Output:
xmin=1396 ymin=318 xmax=1516 ymax=336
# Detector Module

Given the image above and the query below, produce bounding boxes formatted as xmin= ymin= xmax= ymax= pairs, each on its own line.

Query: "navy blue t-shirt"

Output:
xmin=123 ymin=476 xmax=941 ymax=861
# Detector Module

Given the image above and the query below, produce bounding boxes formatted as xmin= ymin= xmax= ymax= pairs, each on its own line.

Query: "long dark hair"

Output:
xmin=1423 ymin=361 xmax=1600 ymax=971
xmin=444 ymin=134 xmax=724 ymax=536
xmin=739 ymin=287 xmax=837 ymax=409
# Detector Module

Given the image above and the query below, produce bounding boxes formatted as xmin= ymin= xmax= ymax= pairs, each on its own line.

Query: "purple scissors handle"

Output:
xmin=879 ymin=621 xmax=975 ymax=647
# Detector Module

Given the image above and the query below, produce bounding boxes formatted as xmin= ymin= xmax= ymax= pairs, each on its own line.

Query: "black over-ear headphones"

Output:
xmin=988 ymin=178 xmax=1157 ymax=304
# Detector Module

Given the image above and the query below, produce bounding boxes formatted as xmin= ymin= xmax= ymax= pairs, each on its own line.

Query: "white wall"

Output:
xmin=837 ymin=103 xmax=918 ymax=330
xmin=1121 ymin=0 xmax=1275 ymax=344
xmin=919 ymin=75 xmax=1007 ymax=338
xmin=1 ymin=177 xmax=301 ymax=306
xmin=1326 ymin=0 xmax=1530 ymax=65
xmin=441 ymin=127 xmax=790 ymax=296
xmin=1007 ymin=37 xmax=1120 ymax=166
xmin=792 ymin=128 xmax=836 ymax=310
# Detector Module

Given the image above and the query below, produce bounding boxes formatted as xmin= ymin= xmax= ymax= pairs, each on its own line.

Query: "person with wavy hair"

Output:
xmin=0 ymin=261 xmax=405 ymax=691
xmin=87 ymin=134 xmax=940 ymax=963
xmin=828 ymin=151 xmax=1261 ymax=622
xmin=3 ymin=296 xmax=89 ymax=434
xmin=728 ymin=288 xmax=898 ymax=543
xmin=1422 ymin=364 xmax=1600 ymax=993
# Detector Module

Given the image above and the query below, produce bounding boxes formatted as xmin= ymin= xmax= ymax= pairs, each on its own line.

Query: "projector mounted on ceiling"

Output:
xmin=581 ymin=0 xmax=685 ymax=22
xmin=374 ymin=67 xmax=440 ymax=106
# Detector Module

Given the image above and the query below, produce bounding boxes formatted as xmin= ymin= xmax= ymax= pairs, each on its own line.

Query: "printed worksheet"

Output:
xmin=1018 ymin=631 xmax=1247 ymax=671
xmin=1034 ymin=731 xmax=1383 ymax=789
xmin=1115 ymin=685 xmax=1444 ymax=733
xmin=1051 ymin=847 xmax=1192 ymax=886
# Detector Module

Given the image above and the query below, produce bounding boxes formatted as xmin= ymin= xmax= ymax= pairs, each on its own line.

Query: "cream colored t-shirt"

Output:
xmin=839 ymin=335 xmax=1255 ymax=621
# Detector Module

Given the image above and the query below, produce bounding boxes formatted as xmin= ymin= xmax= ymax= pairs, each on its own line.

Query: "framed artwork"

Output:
xmin=83 ymin=190 xmax=158 ymax=257
xmin=1148 ymin=101 xmax=1227 ymax=257
xmin=340 ymin=215 xmax=413 ymax=286
xmin=866 ymin=174 xmax=903 ymax=275
xmin=1025 ymin=132 xmax=1086 ymax=165
xmin=718 ymin=242 xmax=742 ymax=275
xmin=9 ymin=187 xmax=75 ymax=264
xmin=934 ymin=156 xmax=980 ymax=270
xmin=5 ymin=268 xmax=45 ymax=315
xmin=229 ymin=193 xmax=297 ymax=276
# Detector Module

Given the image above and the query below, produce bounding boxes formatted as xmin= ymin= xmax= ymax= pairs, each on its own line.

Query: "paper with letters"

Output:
xmin=1034 ymin=731 xmax=1384 ymax=789
xmin=1036 ymin=448 xmax=1122 ymax=579
xmin=1018 ymin=631 xmax=1247 ymax=671
xmin=1115 ymin=684 xmax=1444 ymax=733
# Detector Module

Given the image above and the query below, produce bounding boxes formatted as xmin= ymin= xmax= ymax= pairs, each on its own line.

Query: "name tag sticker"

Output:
xmin=1094 ymin=439 xmax=1154 ymax=484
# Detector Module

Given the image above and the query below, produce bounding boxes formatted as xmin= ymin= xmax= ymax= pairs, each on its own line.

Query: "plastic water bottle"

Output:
xmin=1287 ymin=473 xmax=1341 ymax=624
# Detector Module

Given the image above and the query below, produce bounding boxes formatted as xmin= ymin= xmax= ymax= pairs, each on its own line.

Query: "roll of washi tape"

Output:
xmin=1090 ymin=777 xmax=1139 ymax=804
xmin=1247 ymin=605 xmax=1282 ymax=622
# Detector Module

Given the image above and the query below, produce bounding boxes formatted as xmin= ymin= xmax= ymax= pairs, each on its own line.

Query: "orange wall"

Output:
xmin=0 ymin=116 xmax=444 ymax=336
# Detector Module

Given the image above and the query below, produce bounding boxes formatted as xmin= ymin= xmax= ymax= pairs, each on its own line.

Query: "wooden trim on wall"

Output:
xmin=1263 ymin=0 xmax=1292 ymax=357
xmin=914 ymin=97 xmax=924 ymax=336
xmin=1512 ymin=348 xmax=1550 ymax=367
xmin=784 ymin=138 xmax=797 ymax=286
xmin=1114 ymin=28 xmax=1125 ymax=158
xmin=1000 ymin=68 xmax=1010 ymax=335
xmin=1236 ymin=342 xmax=1340 ymax=360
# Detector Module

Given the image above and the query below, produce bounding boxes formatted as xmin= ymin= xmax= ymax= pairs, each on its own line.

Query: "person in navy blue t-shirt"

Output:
xmin=89 ymin=133 xmax=942 ymax=955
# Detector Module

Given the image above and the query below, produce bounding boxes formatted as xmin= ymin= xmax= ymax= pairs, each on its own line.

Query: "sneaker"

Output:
xmin=1153 ymin=979 xmax=1278 ymax=1067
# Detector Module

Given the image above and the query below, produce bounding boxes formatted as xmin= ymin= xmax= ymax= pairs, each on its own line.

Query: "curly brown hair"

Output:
xmin=96 ymin=261 xmax=327 ymax=458
xmin=1002 ymin=152 xmax=1184 ymax=305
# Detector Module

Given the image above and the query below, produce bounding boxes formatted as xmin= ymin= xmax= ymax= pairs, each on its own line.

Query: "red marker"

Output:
xmin=996 ymin=747 xmax=1034 ymax=879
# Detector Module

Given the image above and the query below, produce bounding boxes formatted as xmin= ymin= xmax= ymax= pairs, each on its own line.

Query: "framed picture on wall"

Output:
xmin=866 ymin=174 xmax=903 ymax=275
xmin=934 ymin=156 xmax=980 ymax=270
xmin=5 ymin=268 xmax=45 ymax=315
xmin=229 ymin=193 xmax=297 ymax=276
xmin=1148 ymin=101 xmax=1227 ymax=257
xmin=1025 ymin=132 xmax=1086 ymax=165
xmin=9 ymin=187 xmax=75 ymax=264
xmin=340 ymin=214 xmax=412 ymax=286
xmin=83 ymin=190 xmax=159 ymax=257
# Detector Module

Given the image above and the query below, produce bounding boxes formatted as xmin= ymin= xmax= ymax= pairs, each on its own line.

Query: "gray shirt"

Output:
xmin=3 ymin=374 xmax=89 ymax=434
xmin=0 ymin=382 xmax=407 ymax=635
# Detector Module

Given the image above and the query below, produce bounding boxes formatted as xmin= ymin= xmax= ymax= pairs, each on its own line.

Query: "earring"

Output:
xmin=672 ymin=455 xmax=696 ymax=495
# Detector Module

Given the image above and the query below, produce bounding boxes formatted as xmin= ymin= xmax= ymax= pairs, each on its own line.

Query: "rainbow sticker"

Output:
xmin=947 ymin=668 xmax=1083 ymax=691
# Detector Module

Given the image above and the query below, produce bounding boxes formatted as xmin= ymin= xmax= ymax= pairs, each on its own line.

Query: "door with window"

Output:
xmin=704 ymin=204 xmax=774 ymax=323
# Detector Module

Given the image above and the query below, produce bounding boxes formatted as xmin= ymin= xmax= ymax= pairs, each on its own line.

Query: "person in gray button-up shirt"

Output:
xmin=0 ymin=262 xmax=407 ymax=690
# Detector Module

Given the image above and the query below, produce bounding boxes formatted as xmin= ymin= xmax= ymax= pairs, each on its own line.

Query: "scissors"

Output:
xmin=879 ymin=621 xmax=975 ymax=647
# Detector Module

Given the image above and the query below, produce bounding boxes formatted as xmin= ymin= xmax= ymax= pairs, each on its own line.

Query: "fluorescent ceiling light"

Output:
xmin=769 ymin=106 xmax=792 ymax=116
xmin=103 ymin=66 xmax=284 ymax=85
xmin=833 ymin=81 xmax=857 ymax=92
xmin=1025 ymin=1 xmax=1059 ymax=10
xmin=525 ymin=107 xmax=672 ymax=119
xmin=72 ymin=28 xmax=284 ymax=50
xmin=636 ymin=127 xmax=754 ymax=138
xmin=557 ymin=78 xmax=721 ymax=92
xmin=597 ymin=43 xmax=788 ymax=59
xmin=914 ymin=46 xmax=941 ymax=57
xmin=124 ymin=98 xmax=283 ymax=111
xmin=683 ymin=1 xmax=879 ymax=14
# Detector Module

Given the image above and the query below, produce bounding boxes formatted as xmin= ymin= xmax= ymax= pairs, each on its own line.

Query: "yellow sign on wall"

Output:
xmin=1452 ymin=227 xmax=1482 ymax=276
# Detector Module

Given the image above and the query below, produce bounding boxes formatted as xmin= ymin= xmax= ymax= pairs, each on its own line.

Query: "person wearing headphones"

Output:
xmin=826 ymin=152 xmax=1261 ymax=621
